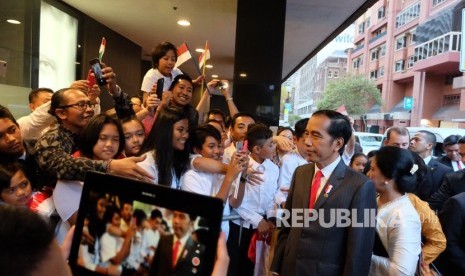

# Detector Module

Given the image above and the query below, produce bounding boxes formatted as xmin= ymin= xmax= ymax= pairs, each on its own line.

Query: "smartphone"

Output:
xmin=86 ymin=69 xmax=97 ymax=88
xmin=89 ymin=58 xmax=107 ymax=86
xmin=236 ymin=140 xmax=248 ymax=152
xmin=156 ymin=78 xmax=164 ymax=99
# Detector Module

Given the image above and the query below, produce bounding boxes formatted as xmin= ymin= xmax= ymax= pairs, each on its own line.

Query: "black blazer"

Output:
xmin=428 ymin=170 xmax=465 ymax=212
xmin=271 ymin=160 xmax=377 ymax=276
xmin=417 ymin=158 xmax=453 ymax=200
xmin=437 ymin=155 xmax=453 ymax=169
xmin=437 ymin=192 xmax=465 ymax=275
xmin=150 ymin=234 xmax=205 ymax=276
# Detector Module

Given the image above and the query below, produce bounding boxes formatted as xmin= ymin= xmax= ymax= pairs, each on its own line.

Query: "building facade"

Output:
xmin=348 ymin=0 xmax=465 ymax=133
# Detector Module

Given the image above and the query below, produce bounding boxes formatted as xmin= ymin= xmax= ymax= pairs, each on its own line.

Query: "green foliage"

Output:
xmin=288 ymin=114 xmax=302 ymax=127
xmin=317 ymin=75 xmax=382 ymax=115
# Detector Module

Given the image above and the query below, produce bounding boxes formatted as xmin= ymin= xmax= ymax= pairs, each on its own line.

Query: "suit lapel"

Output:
xmin=314 ymin=160 xmax=346 ymax=209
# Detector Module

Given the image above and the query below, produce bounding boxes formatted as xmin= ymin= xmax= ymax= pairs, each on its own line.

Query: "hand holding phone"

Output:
xmin=89 ymin=58 xmax=107 ymax=86
xmin=156 ymin=78 xmax=164 ymax=99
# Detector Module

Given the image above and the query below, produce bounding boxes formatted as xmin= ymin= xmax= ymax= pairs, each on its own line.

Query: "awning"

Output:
xmin=432 ymin=104 xmax=465 ymax=121
xmin=389 ymin=100 xmax=411 ymax=113
xmin=366 ymin=104 xmax=381 ymax=114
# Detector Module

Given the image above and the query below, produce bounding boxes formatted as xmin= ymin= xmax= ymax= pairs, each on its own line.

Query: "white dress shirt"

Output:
xmin=232 ymin=157 xmax=279 ymax=229
xmin=182 ymin=154 xmax=231 ymax=239
xmin=137 ymin=150 xmax=183 ymax=189
xmin=369 ymin=195 xmax=421 ymax=276
xmin=275 ymin=151 xmax=308 ymax=205
xmin=140 ymin=68 xmax=182 ymax=93
xmin=314 ymin=156 xmax=341 ymax=200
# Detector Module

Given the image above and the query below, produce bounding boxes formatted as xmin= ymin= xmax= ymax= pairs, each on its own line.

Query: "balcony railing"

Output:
xmin=369 ymin=31 xmax=387 ymax=44
xmin=413 ymin=31 xmax=460 ymax=62
xmin=353 ymin=44 xmax=364 ymax=52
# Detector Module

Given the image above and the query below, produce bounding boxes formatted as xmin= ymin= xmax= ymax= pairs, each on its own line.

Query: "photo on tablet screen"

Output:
xmin=68 ymin=172 xmax=223 ymax=276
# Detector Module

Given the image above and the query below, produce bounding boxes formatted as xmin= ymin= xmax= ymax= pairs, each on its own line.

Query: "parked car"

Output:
xmin=354 ymin=132 xmax=383 ymax=155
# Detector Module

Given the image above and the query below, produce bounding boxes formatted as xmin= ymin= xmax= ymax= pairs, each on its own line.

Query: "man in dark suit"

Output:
xmin=437 ymin=192 xmax=465 ymax=275
xmin=409 ymin=130 xmax=453 ymax=200
xmin=271 ymin=110 xmax=377 ymax=276
xmin=428 ymin=137 xmax=465 ymax=211
xmin=437 ymin=134 xmax=464 ymax=171
xmin=151 ymin=211 xmax=205 ymax=276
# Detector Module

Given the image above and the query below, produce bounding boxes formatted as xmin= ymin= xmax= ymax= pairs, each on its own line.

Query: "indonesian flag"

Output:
xmin=98 ymin=37 xmax=106 ymax=61
xmin=198 ymin=42 xmax=210 ymax=70
xmin=336 ymin=104 xmax=348 ymax=116
xmin=175 ymin=43 xmax=192 ymax=67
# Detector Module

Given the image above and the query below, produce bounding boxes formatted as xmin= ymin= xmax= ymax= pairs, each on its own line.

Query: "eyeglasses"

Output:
xmin=58 ymin=101 xmax=95 ymax=111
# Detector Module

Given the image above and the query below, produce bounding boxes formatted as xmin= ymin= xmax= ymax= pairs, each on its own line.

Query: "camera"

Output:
xmin=217 ymin=81 xmax=228 ymax=90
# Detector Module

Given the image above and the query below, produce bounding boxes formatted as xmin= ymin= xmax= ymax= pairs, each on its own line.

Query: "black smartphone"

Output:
xmin=89 ymin=58 xmax=107 ymax=86
xmin=156 ymin=78 xmax=164 ymax=99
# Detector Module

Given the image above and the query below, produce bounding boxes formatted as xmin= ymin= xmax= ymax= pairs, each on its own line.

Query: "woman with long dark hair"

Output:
xmin=138 ymin=106 xmax=190 ymax=188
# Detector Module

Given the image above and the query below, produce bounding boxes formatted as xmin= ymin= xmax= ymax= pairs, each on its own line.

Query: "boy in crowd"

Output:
xmin=275 ymin=118 xmax=309 ymax=207
xmin=182 ymin=125 xmax=248 ymax=239
xmin=227 ymin=123 xmax=279 ymax=275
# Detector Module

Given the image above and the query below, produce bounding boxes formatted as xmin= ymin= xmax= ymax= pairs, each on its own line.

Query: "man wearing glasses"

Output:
xmin=35 ymin=65 xmax=153 ymax=188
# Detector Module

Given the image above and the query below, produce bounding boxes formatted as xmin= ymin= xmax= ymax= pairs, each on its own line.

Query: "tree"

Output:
xmin=317 ymin=75 xmax=382 ymax=115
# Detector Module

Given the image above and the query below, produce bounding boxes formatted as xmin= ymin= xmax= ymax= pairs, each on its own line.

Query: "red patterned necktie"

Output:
xmin=309 ymin=170 xmax=323 ymax=209
xmin=458 ymin=161 xmax=463 ymax=170
xmin=172 ymin=240 xmax=181 ymax=268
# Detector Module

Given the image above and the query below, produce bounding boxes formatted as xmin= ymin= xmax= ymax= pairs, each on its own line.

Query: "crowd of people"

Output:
xmin=1 ymin=40 xmax=465 ymax=276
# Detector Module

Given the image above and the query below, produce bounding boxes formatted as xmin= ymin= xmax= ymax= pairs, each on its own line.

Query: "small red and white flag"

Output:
xmin=198 ymin=41 xmax=210 ymax=70
xmin=98 ymin=37 xmax=106 ymax=61
xmin=336 ymin=105 xmax=348 ymax=116
xmin=175 ymin=43 xmax=192 ymax=67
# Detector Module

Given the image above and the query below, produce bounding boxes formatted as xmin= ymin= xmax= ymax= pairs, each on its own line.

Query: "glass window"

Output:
xmin=371 ymin=50 xmax=378 ymax=61
xmin=380 ymin=44 xmax=386 ymax=57
xmin=408 ymin=56 xmax=415 ymax=68
xmin=433 ymin=0 xmax=446 ymax=8
xmin=370 ymin=70 xmax=378 ymax=79
xmin=396 ymin=2 xmax=420 ymax=28
xmin=328 ymin=70 xmax=333 ymax=78
xmin=358 ymin=23 xmax=365 ymax=34
xmin=396 ymin=36 xmax=407 ymax=50
xmin=395 ymin=60 xmax=405 ymax=72
xmin=333 ymin=70 xmax=339 ymax=78
xmin=379 ymin=66 xmax=384 ymax=77
xmin=378 ymin=6 xmax=385 ymax=19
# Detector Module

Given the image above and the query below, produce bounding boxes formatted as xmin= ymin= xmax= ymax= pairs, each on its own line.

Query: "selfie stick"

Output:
xmin=185 ymin=42 xmax=212 ymax=96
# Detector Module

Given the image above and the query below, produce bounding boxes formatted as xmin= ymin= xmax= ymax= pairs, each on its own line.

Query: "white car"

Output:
xmin=354 ymin=132 xmax=383 ymax=155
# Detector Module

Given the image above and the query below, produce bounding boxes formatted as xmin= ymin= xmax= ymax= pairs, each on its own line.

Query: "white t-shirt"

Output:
xmin=275 ymin=151 xmax=308 ymax=205
xmin=182 ymin=166 xmax=231 ymax=239
xmin=140 ymin=68 xmax=183 ymax=93
xmin=137 ymin=150 xmax=184 ymax=189
xmin=100 ymin=232 xmax=124 ymax=263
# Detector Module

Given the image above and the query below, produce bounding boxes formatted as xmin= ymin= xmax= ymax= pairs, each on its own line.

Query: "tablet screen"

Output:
xmin=68 ymin=171 xmax=223 ymax=276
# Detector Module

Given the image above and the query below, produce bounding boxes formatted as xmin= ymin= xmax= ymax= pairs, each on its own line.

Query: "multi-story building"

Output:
xmin=294 ymin=51 xmax=348 ymax=117
xmin=348 ymin=0 xmax=465 ymax=132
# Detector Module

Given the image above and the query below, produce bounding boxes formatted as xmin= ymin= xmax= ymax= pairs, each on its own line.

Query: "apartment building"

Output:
xmin=348 ymin=0 xmax=465 ymax=132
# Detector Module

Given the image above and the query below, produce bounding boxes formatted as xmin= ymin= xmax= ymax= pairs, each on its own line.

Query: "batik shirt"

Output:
xmin=35 ymin=124 xmax=107 ymax=186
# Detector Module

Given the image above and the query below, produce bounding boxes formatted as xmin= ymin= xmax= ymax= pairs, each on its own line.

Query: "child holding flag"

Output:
xmin=140 ymin=41 xmax=203 ymax=106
